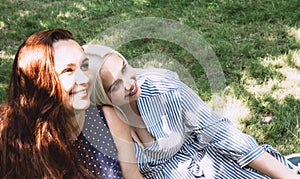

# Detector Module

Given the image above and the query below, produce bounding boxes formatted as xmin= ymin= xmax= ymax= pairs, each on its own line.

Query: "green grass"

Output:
xmin=1 ymin=0 xmax=299 ymax=154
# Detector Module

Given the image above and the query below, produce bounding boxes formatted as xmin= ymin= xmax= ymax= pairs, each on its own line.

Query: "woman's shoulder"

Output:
xmin=136 ymin=68 xmax=180 ymax=96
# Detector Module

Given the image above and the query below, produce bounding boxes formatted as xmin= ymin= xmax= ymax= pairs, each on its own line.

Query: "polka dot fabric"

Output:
xmin=73 ymin=106 xmax=123 ymax=178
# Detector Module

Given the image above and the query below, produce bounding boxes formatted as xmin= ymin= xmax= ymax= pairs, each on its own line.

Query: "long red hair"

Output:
xmin=0 ymin=29 xmax=96 ymax=178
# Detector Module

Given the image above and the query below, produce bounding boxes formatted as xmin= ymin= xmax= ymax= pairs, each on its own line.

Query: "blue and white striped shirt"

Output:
xmin=133 ymin=68 xmax=287 ymax=179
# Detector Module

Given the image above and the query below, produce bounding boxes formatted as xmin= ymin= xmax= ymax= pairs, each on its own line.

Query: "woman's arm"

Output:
xmin=102 ymin=106 xmax=143 ymax=179
xmin=249 ymin=151 xmax=300 ymax=179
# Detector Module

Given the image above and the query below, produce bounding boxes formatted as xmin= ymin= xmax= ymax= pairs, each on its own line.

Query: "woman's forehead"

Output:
xmin=104 ymin=52 xmax=125 ymax=62
xmin=102 ymin=53 xmax=124 ymax=70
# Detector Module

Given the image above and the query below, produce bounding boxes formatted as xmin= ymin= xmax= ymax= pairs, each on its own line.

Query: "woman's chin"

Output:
xmin=72 ymin=100 xmax=90 ymax=111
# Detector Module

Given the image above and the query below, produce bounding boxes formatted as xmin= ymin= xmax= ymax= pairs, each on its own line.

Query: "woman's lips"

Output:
xmin=129 ymin=83 xmax=138 ymax=96
xmin=70 ymin=89 xmax=87 ymax=97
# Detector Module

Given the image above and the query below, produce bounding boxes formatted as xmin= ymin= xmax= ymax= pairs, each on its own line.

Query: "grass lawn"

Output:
xmin=1 ymin=0 xmax=299 ymax=154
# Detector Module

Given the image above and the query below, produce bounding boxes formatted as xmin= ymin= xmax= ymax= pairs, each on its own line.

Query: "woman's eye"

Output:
xmin=110 ymin=85 xmax=116 ymax=92
xmin=110 ymin=80 xmax=121 ymax=92
xmin=81 ymin=62 xmax=89 ymax=71
xmin=122 ymin=63 xmax=127 ymax=72
xmin=62 ymin=68 xmax=73 ymax=74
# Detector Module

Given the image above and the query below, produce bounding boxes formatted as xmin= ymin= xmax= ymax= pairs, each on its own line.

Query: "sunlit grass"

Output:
xmin=238 ymin=41 xmax=300 ymax=154
xmin=273 ymin=67 xmax=300 ymax=100
xmin=0 ymin=51 xmax=14 ymax=59
xmin=0 ymin=21 xmax=4 ymax=29
xmin=208 ymin=26 xmax=300 ymax=154
xmin=208 ymin=93 xmax=250 ymax=129
xmin=288 ymin=27 xmax=300 ymax=42
xmin=245 ymin=49 xmax=300 ymax=101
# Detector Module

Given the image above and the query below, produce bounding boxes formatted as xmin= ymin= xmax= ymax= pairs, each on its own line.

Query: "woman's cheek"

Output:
xmin=85 ymin=72 xmax=93 ymax=96
xmin=59 ymin=75 xmax=75 ymax=94
xmin=110 ymin=91 xmax=125 ymax=105
xmin=85 ymin=71 xmax=93 ymax=85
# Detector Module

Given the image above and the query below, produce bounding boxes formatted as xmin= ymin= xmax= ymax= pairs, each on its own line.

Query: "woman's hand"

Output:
xmin=249 ymin=152 xmax=300 ymax=179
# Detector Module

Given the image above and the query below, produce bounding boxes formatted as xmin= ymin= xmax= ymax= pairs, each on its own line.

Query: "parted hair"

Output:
xmin=0 ymin=29 xmax=97 ymax=178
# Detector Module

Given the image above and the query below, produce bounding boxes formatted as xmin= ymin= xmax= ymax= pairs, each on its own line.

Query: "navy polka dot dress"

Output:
xmin=73 ymin=106 xmax=123 ymax=178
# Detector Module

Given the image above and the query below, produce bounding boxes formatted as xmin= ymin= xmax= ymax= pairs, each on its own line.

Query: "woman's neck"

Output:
xmin=120 ymin=101 xmax=144 ymax=127
xmin=70 ymin=110 xmax=86 ymax=140
xmin=120 ymin=101 xmax=155 ymax=148
xmin=75 ymin=110 xmax=86 ymax=129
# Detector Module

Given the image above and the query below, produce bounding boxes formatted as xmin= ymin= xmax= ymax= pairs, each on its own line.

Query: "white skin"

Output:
xmin=101 ymin=54 xmax=141 ymax=107
xmin=101 ymin=54 xmax=154 ymax=146
xmin=100 ymin=53 xmax=145 ymax=178
xmin=54 ymin=39 xmax=92 ymax=112
xmin=54 ymin=41 xmax=143 ymax=178
xmin=100 ymin=53 xmax=300 ymax=179
xmin=54 ymin=39 xmax=93 ymax=131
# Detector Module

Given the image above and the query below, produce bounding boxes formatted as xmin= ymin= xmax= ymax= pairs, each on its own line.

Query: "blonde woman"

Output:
xmin=85 ymin=44 xmax=299 ymax=179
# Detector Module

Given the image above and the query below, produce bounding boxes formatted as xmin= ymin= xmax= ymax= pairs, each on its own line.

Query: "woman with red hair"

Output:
xmin=0 ymin=29 xmax=127 ymax=178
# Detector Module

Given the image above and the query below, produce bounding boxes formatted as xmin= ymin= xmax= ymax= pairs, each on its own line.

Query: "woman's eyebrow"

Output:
xmin=83 ymin=57 xmax=89 ymax=63
xmin=57 ymin=63 xmax=75 ymax=74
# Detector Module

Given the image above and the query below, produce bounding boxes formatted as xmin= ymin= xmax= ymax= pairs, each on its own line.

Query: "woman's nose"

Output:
xmin=75 ymin=69 xmax=89 ymax=85
xmin=125 ymin=79 xmax=134 ymax=91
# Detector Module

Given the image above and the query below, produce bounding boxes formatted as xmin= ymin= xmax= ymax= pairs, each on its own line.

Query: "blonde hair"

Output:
xmin=83 ymin=44 xmax=129 ymax=121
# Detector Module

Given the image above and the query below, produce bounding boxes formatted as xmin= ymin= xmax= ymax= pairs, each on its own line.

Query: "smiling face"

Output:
xmin=100 ymin=53 xmax=141 ymax=107
xmin=54 ymin=39 xmax=93 ymax=111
